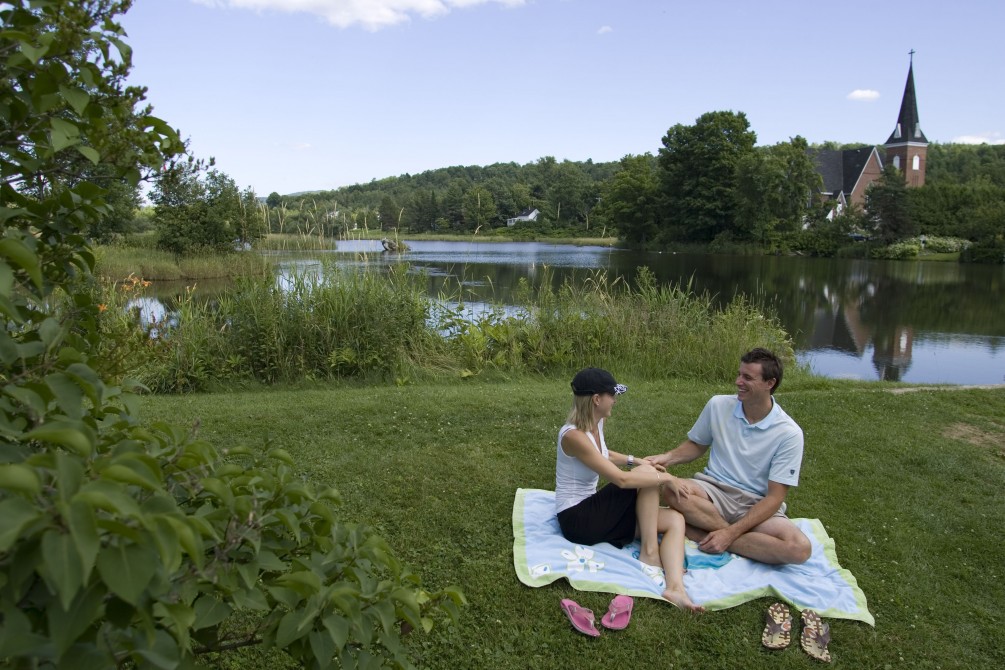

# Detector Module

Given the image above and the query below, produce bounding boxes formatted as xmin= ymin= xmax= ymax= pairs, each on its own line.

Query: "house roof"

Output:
xmin=885 ymin=61 xmax=928 ymax=146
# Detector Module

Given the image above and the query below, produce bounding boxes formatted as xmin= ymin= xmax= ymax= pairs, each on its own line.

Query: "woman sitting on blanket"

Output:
xmin=555 ymin=368 xmax=703 ymax=612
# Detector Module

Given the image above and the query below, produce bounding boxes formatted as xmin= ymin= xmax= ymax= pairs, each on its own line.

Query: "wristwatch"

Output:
xmin=627 ymin=455 xmax=634 ymax=467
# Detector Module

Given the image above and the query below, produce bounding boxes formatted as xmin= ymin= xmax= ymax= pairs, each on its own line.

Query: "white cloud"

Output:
xmin=191 ymin=0 xmax=526 ymax=30
xmin=846 ymin=89 xmax=880 ymax=102
xmin=597 ymin=25 xmax=612 ymax=35
xmin=952 ymin=132 xmax=1005 ymax=145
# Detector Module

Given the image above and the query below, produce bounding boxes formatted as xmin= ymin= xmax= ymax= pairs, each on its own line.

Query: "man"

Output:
xmin=646 ymin=348 xmax=811 ymax=565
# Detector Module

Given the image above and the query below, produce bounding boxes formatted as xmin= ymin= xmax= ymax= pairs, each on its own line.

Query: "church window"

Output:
xmin=912 ymin=155 xmax=920 ymax=170
xmin=893 ymin=155 xmax=901 ymax=169
xmin=894 ymin=123 xmax=902 ymax=139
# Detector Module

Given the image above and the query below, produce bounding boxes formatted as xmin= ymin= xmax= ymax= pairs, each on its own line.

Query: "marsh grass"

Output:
xmin=95 ymin=245 xmax=271 ymax=281
xmin=140 ymin=379 xmax=1005 ymax=669
xmin=124 ymin=262 xmax=791 ymax=392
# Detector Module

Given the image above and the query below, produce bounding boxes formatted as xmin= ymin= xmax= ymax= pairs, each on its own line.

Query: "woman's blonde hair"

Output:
xmin=566 ymin=393 xmax=596 ymax=433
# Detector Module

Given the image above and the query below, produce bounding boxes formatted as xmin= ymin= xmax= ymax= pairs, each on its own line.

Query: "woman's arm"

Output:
xmin=562 ymin=430 xmax=681 ymax=491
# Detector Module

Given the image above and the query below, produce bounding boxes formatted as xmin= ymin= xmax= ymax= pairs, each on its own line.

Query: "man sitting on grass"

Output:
xmin=646 ymin=348 xmax=812 ymax=565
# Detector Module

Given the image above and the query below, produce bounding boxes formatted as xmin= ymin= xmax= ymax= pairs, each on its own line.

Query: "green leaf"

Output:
xmin=59 ymin=85 xmax=90 ymax=115
xmin=309 ymin=629 xmax=336 ymax=670
xmin=41 ymin=529 xmax=84 ymax=611
xmin=4 ymin=385 xmax=47 ymax=418
xmin=49 ymin=118 xmax=81 ymax=152
xmin=55 ymin=451 xmax=85 ymax=502
xmin=0 ymin=237 xmax=43 ymax=289
xmin=0 ymin=603 xmax=50 ymax=658
xmin=192 ymin=595 xmax=232 ymax=631
xmin=276 ymin=607 xmax=316 ymax=647
xmin=76 ymin=145 xmax=100 ymax=165
xmin=268 ymin=448 xmax=295 ymax=466
xmin=101 ymin=462 xmax=160 ymax=491
xmin=96 ymin=542 xmax=158 ymax=606
xmin=134 ymin=629 xmax=181 ymax=670
xmin=0 ymin=497 xmax=42 ymax=552
xmin=0 ymin=463 xmax=41 ymax=495
xmin=19 ymin=41 xmax=48 ymax=64
xmin=322 ymin=613 xmax=350 ymax=650
xmin=166 ymin=516 xmax=203 ymax=569
xmin=26 ymin=419 xmax=95 ymax=457
xmin=67 ymin=499 xmax=100 ymax=582
xmin=45 ymin=372 xmax=85 ymax=419
xmin=46 ymin=581 xmax=103 ymax=658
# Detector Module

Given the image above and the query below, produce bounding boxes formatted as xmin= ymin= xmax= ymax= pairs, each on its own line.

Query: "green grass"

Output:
xmin=94 ymin=245 xmax=272 ymax=281
xmin=140 ymin=377 xmax=1005 ymax=669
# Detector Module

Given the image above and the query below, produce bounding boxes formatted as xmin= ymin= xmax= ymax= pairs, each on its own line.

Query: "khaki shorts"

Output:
xmin=692 ymin=472 xmax=788 ymax=524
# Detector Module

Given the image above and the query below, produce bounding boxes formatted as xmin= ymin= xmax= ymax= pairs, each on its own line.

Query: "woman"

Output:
xmin=555 ymin=367 xmax=702 ymax=611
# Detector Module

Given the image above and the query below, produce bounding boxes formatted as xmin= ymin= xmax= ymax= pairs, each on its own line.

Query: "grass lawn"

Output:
xmin=141 ymin=377 xmax=1005 ymax=669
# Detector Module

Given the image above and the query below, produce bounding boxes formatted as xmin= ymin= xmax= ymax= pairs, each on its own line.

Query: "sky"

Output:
xmin=120 ymin=0 xmax=1005 ymax=196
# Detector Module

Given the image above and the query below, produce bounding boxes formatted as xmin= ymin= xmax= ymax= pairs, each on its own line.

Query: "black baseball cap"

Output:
xmin=571 ymin=368 xmax=627 ymax=396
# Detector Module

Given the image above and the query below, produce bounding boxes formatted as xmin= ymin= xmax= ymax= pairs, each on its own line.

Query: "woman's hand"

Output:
xmin=661 ymin=474 xmax=691 ymax=503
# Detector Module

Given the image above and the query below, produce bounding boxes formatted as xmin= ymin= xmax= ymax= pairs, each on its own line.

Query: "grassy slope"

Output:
xmin=141 ymin=378 xmax=1005 ymax=669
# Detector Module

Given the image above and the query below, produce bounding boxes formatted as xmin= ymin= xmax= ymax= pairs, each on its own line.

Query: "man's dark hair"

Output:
xmin=741 ymin=348 xmax=783 ymax=394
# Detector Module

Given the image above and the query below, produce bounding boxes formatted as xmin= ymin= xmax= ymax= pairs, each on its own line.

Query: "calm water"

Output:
xmin=154 ymin=240 xmax=1005 ymax=385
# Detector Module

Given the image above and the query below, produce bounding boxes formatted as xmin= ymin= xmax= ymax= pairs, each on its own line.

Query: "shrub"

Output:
xmin=1 ymin=3 xmax=462 ymax=667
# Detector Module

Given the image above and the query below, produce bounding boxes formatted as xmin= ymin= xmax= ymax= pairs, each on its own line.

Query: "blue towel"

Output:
xmin=513 ymin=488 xmax=873 ymax=624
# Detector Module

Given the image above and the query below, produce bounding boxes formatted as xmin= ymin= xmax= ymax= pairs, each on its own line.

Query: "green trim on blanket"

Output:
xmin=513 ymin=488 xmax=874 ymax=625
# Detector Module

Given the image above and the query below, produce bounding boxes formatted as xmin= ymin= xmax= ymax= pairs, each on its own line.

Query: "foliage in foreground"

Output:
xmin=0 ymin=2 xmax=460 ymax=667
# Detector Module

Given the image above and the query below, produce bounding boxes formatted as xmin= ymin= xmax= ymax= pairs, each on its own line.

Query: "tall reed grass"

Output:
xmin=95 ymin=245 xmax=271 ymax=281
xmin=100 ymin=264 xmax=792 ymax=393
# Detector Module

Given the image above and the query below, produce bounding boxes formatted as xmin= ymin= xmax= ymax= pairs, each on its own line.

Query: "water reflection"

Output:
xmin=143 ymin=241 xmax=1005 ymax=385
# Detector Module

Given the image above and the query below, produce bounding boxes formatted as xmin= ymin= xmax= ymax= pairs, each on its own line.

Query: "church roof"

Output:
xmin=811 ymin=146 xmax=878 ymax=195
xmin=885 ymin=60 xmax=928 ymax=146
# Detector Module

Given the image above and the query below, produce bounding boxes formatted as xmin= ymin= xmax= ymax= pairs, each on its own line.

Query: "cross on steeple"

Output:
xmin=908 ymin=49 xmax=915 ymax=64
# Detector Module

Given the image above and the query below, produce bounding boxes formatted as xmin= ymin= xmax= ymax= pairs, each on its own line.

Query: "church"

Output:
xmin=813 ymin=56 xmax=928 ymax=215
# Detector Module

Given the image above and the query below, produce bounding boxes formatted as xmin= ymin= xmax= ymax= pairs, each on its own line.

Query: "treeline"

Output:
xmin=265 ymin=157 xmax=619 ymax=237
xmin=262 ymin=112 xmax=1004 ymax=261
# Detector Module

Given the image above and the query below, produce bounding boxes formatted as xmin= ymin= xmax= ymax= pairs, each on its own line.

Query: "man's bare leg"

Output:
xmin=663 ymin=481 xmax=811 ymax=565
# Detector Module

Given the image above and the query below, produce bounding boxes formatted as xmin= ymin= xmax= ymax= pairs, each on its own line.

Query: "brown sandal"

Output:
xmin=800 ymin=609 xmax=832 ymax=662
xmin=761 ymin=602 xmax=792 ymax=649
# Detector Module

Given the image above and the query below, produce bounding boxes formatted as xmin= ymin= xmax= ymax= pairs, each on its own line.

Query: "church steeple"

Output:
xmin=884 ymin=52 xmax=928 ymax=187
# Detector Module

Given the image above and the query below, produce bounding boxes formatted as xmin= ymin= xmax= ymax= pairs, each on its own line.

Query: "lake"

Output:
xmin=150 ymin=240 xmax=1005 ymax=385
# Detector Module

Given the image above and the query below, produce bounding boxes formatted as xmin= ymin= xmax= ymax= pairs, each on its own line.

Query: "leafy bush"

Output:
xmin=869 ymin=241 xmax=921 ymax=260
xmin=1 ymin=2 xmax=461 ymax=667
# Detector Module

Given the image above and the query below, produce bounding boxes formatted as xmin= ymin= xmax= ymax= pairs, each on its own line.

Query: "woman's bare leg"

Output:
xmin=658 ymin=508 xmax=704 ymax=612
xmin=635 ymin=484 xmax=662 ymax=568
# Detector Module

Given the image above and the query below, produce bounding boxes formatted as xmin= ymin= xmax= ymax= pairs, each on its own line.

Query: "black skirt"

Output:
xmin=556 ymin=483 xmax=638 ymax=548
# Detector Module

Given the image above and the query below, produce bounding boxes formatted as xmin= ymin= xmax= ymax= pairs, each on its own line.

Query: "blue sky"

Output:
xmin=121 ymin=0 xmax=1005 ymax=196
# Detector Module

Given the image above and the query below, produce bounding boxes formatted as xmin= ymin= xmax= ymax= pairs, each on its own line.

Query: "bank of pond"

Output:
xmin=93 ymin=236 xmax=1005 ymax=388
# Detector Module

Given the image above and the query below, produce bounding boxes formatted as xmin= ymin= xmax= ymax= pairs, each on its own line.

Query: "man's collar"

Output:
xmin=733 ymin=396 xmax=778 ymax=428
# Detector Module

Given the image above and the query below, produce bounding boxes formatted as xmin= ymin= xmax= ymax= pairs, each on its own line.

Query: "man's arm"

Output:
xmin=697 ymin=480 xmax=790 ymax=554
xmin=644 ymin=439 xmax=708 ymax=468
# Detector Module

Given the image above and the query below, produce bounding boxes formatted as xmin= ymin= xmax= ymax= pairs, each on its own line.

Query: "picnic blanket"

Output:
xmin=513 ymin=488 xmax=873 ymax=624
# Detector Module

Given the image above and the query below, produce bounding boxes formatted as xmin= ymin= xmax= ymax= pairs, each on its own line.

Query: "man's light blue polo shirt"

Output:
xmin=687 ymin=394 xmax=803 ymax=497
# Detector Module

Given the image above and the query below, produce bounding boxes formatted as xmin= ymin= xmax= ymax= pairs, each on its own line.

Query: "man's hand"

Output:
xmin=643 ymin=452 xmax=670 ymax=468
xmin=698 ymin=527 xmax=738 ymax=555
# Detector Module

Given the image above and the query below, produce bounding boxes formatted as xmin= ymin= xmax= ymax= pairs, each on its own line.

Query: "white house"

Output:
xmin=506 ymin=208 xmax=540 ymax=227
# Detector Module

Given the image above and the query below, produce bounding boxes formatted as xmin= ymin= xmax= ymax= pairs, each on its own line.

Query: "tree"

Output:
xmin=0 ymin=2 xmax=461 ymax=667
xmin=735 ymin=137 xmax=822 ymax=245
xmin=266 ymin=191 xmax=282 ymax=208
xmin=657 ymin=110 xmax=757 ymax=243
xmin=598 ymin=154 xmax=661 ymax=245
xmin=462 ymin=185 xmax=496 ymax=231
xmin=866 ymin=165 xmax=914 ymax=243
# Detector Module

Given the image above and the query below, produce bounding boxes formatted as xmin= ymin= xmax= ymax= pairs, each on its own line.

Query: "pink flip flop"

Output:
xmin=560 ymin=598 xmax=600 ymax=637
xmin=601 ymin=595 xmax=634 ymax=630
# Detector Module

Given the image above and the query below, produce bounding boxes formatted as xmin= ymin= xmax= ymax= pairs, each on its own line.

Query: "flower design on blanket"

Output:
xmin=530 ymin=563 xmax=552 ymax=578
xmin=562 ymin=545 xmax=604 ymax=573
